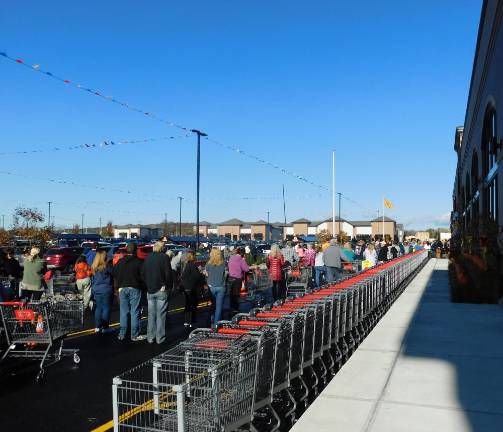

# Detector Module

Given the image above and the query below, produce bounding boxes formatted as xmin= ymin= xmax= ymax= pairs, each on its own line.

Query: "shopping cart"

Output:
xmin=285 ymin=266 xmax=311 ymax=297
xmin=0 ymin=299 xmax=83 ymax=381
xmin=113 ymin=332 xmax=259 ymax=432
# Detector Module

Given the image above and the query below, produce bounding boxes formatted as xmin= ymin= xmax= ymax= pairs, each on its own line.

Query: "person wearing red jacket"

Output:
xmin=266 ymin=244 xmax=285 ymax=301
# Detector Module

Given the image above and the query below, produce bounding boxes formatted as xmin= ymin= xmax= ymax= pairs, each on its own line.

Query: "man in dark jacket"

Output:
xmin=144 ymin=241 xmax=172 ymax=344
xmin=112 ymin=243 xmax=145 ymax=341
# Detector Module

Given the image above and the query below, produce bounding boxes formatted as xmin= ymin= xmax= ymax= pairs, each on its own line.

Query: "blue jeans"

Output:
xmin=94 ymin=291 xmax=113 ymax=329
xmin=147 ymin=290 xmax=168 ymax=343
xmin=119 ymin=287 xmax=143 ymax=338
xmin=314 ymin=266 xmax=325 ymax=287
xmin=209 ymin=286 xmax=225 ymax=326
xmin=325 ymin=266 xmax=340 ymax=283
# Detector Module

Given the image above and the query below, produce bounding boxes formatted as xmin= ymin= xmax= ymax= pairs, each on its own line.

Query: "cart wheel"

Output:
xmin=73 ymin=353 xmax=80 ymax=364
xmin=36 ymin=369 xmax=45 ymax=383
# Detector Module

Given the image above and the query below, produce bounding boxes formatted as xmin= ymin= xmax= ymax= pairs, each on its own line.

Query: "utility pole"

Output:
xmin=191 ymin=129 xmax=207 ymax=250
xmin=332 ymin=151 xmax=336 ymax=239
xmin=267 ymin=211 xmax=270 ymax=241
xmin=99 ymin=217 xmax=102 ymax=237
xmin=47 ymin=201 xmax=52 ymax=229
xmin=337 ymin=192 xmax=342 ymax=239
xmin=282 ymin=184 xmax=287 ymax=224
xmin=81 ymin=214 xmax=84 ymax=234
xmin=178 ymin=196 xmax=183 ymax=237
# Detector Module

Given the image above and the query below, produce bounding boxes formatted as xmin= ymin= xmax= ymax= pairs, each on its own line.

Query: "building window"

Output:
xmin=488 ymin=176 xmax=498 ymax=221
xmin=482 ymin=106 xmax=498 ymax=219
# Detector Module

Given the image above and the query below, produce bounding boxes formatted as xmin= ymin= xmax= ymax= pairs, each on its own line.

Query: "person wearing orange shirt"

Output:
xmin=75 ymin=255 xmax=92 ymax=310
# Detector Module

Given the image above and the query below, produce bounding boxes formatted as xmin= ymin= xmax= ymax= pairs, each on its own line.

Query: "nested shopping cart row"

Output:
xmin=112 ymin=251 xmax=428 ymax=432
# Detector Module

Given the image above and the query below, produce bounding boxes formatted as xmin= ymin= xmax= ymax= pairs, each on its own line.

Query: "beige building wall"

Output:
xmin=293 ymin=223 xmax=309 ymax=236
xmin=251 ymin=224 xmax=267 ymax=240
xmin=371 ymin=221 xmax=396 ymax=239
xmin=217 ymin=225 xmax=241 ymax=239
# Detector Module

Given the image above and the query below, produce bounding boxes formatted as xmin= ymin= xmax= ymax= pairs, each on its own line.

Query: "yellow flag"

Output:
xmin=384 ymin=198 xmax=394 ymax=209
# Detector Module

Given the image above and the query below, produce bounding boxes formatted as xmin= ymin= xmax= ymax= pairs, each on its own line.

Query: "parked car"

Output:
xmin=44 ymin=247 xmax=83 ymax=274
xmin=112 ymin=244 xmax=153 ymax=265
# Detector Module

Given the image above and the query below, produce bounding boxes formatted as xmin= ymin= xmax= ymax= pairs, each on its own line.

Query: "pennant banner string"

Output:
xmin=0 ymin=134 xmax=190 ymax=156
xmin=0 ymin=52 xmax=191 ymax=133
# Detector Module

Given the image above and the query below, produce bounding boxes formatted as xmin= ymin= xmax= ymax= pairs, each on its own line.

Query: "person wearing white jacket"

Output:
xmin=363 ymin=243 xmax=378 ymax=267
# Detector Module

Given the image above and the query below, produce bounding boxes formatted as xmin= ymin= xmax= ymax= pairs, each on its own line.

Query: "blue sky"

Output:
xmin=0 ymin=0 xmax=481 ymax=229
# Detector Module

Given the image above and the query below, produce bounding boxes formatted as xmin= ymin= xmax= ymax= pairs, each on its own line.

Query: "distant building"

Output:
xmin=114 ymin=226 xmax=161 ymax=239
xmin=370 ymin=216 xmax=397 ymax=241
xmin=452 ymin=0 xmax=502 ymax=253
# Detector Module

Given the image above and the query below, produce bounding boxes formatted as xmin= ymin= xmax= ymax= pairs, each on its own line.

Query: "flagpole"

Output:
xmin=332 ymin=151 xmax=336 ymax=238
xmin=382 ymin=195 xmax=385 ymax=241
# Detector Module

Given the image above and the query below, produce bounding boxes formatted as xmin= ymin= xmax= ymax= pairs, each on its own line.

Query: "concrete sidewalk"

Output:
xmin=291 ymin=259 xmax=503 ymax=432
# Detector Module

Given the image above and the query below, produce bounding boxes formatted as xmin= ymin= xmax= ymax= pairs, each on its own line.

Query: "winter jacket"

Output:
xmin=144 ymin=252 xmax=173 ymax=294
xmin=180 ymin=261 xmax=205 ymax=292
xmin=377 ymin=246 xmax=389 ymax=262
xmin=91 ymin=265 xmax=113 ymax=294
xmin=22 ymin=258 xmax=46 ymax=291
xmin=267 ymin=254 xmax=285 ymax=281
xmin=3 ymin=257 xmax=22 ymax=278
xmin=112 ymin=255 xmax=145 ymax=290
xmin=323 ymin=245 xmax=342 ymax=268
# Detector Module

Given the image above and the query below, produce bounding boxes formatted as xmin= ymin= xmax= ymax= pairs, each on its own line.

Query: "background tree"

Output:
xmin=13 ymin=207 xmax=44 ymax=228
xmin=104 ymin=221 xmax=114 ymax=237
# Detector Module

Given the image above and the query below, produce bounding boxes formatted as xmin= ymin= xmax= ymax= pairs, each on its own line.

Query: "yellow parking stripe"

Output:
xmin=68 ymin=301 xmax=210 ymax=338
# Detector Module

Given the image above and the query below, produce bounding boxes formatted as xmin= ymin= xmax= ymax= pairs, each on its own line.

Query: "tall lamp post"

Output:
xmin=191 ymin=129 xmax=207 ymax=250
xmin=178 ymin=196 xmax=183 ymax=236
xmin=337 ymin=192 xmax=342 ymax=239
xmin=47 ymin=201 xmax=52 ymax=229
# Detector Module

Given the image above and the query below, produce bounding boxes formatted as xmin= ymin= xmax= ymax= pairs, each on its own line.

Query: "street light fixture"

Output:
xmin=191 ymin=129 xmax=207 ymax=250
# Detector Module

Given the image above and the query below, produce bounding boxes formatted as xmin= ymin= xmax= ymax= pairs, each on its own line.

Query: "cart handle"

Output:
xmin=237 ymin=320 xmax=269 ymax=327
xmin=217 ymin=328 xmax=250 ymax=335
xmin=0 ymin=302 xmax=25 ymax=306
xmin=256 ymin=312 xmax=285 ymax=318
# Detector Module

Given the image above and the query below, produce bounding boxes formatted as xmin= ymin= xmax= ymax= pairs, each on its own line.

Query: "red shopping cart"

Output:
xmin=0 ymin=298 xmax=83 ymax=382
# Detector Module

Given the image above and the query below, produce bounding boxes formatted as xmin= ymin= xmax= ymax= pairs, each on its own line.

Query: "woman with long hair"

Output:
xmin=91 ymin=250 xmax=114 ymax=333
xmin=180 ymin=251 xmax=205 ymax=327
xmin=21 ymin=247 xmax=46 ymax=300
xmin=204 ymin=248 xmax=227 ymax=327
xmin=266 ymin=244 xmax=285 ymax=301
xmin=363 ymin=243 xmax=378 ymax=267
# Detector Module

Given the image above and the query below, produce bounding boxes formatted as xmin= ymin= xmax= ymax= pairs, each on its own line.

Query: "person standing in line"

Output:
xmin=144 ymin=241 xmax=172 ymax=344
xmin=322 ymin=239 xmax=343 ymax=283
xmin=180 ymin=251 xmax=205 ymax=327
xmin=341 ymin=242 xmax=355 ymax=262
xmin=227 ymin=248 xmax=250 ymax=316
xmin=20 ymin=247 xmax=46 ymax=300
xmin=90 ymin=250 xmax=114 ymax=333
xmin=75 ymin=255 xmax=92 ymax=310
xmin=266 ymin=244 xmax=285 ymax=301
xmin=112 ymin=243 xmax=146 ymax=341
xmin=377 ymin=241 xmax=389 ymax=263
xmin=354 ymin=239 xmax=366 ymax=261
xmin=302 ymin=243 xmax=316 ymax=267
xmin=85 ymin=242 xmax=99 ymax=266
xmin=314 ymin=246 xmax=325 ymax=286
xmin=281 ymin=242 xmax=298 ymax=267
xmin=204 ymin=248 xmax=227 ymax=327
xmin=363 ymin=243 xmax=378 ymax=267
xmin=2 ymin=249 xmax=22 ymax=300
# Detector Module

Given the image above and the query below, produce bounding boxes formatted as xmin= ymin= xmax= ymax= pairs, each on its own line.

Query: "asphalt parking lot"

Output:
xmin=0 ymin=293 xmax=210 ymax=432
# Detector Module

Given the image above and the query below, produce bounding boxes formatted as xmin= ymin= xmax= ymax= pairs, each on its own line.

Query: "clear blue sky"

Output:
xmin=0 ymin=0 xmax=481 ymax=229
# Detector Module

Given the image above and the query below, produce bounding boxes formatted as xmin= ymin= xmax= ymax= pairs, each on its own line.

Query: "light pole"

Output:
xmin=1 ymin=214 xmax=4 ymax=230
xmin=81 ymin=214 xmax=84 ymax=234
xmin=178 ymin=196 xmax=183 ymax=237
xmin=337 ymin=192 xmax=342 ymax=240
xmin=267 ymin=211 xmax=270 ymax=241
xmin=47 ymin=201 xmax=52 ymax=229
xmin=191 ymin=129 xmax=207 ymax=250
xmin=99 ymin=217 xmax=102 ymax=237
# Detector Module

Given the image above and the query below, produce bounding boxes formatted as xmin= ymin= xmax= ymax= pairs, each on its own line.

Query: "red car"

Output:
xmin=44 ymin=247 xmax=83 ymax=273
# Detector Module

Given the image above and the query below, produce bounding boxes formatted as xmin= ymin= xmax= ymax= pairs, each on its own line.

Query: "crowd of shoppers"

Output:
xmin=0 ymin=235 xmax=447 ymax=341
